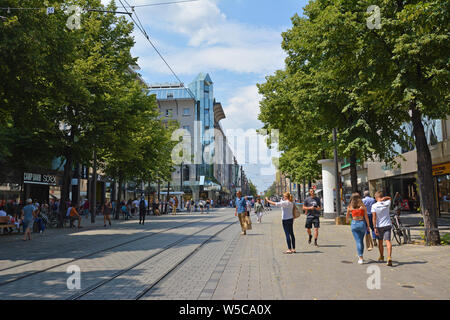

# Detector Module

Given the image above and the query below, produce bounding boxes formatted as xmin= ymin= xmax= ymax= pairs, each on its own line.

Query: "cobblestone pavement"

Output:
xmin=0 ymin=208 xmax=448 ymax=300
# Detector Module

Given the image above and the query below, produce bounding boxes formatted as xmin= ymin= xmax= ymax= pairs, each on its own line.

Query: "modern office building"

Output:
xmin=148 ymin=73 xmax=241 ymax=205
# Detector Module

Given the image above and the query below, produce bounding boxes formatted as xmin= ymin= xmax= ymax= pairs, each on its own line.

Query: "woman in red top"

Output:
xmin=346 ymin=193 xmax=371 ymax=264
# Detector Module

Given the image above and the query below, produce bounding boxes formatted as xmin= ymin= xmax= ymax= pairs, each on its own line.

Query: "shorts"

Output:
xmin=376 ymin=226 xmax=391 ymax=241
xmin=23 ymin=219 xmax=33 ymax=231
xmin=305 ymin=216 xmax=320 ymax=229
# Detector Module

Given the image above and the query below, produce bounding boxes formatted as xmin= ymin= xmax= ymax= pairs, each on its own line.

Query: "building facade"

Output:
xmin=148 ymin=73 xmax=241 ymax=206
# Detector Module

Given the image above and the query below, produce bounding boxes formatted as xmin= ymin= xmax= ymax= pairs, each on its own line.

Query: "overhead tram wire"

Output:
xmin=118 ymin=0 xmax=197 ymax=100
xmin=124 ymin=0 xmax=199 ymax=8
xmin=1 ymin=1 xmax=198 ymax=13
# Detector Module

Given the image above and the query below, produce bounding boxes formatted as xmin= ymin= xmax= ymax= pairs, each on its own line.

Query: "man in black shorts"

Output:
xmin=303 ymin=188 xmax=322 ymax=247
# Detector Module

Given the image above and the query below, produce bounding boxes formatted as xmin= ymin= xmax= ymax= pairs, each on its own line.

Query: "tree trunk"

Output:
xmin=116 ymin=173 xmax=123 ymax=220
xmin=165 ymin=181 xmax=170 ymax=214
xmin=59 ymin=153 xmax=73 ymax=228
xmin=411 ymin=107 xmax=440 ymax=245
xmin=148 ymin=179 xmax=151 ymax=215
xmin=349 ymin=151 xmax=358 ymax=193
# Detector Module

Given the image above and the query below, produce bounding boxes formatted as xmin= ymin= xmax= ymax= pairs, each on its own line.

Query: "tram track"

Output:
xmin=67 ymin=215 xmax=238 ymax=300
xmin=0 ymin=215 xmax=223 ymax=287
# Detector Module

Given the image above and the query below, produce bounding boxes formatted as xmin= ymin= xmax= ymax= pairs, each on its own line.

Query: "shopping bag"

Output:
xmin=293 ymin=204 xmax=301 ymax=219
xmin=244 ymin=215 xmax=252 ymax=230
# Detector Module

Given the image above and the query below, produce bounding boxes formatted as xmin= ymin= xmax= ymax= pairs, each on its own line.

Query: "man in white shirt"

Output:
xmin=371 ymin=191 xmax=393 ymax=266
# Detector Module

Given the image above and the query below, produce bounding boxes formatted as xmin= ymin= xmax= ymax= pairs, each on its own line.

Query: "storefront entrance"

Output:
xmin=434 ymin=162 xmax=450 ymax=218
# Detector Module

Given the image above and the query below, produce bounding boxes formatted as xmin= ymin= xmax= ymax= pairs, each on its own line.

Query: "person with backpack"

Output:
xmin=265 ymin=192 xmax=296 ymax=254
xmin=139 ymin=197 xmax=147 ymax=224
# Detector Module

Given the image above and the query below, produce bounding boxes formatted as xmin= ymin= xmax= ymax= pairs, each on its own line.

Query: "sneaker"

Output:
xmin=314 ymin=240 xmax=319 ymax=247
xmin=378 ymin=256 xmax=384 ymax=262
xmin=387 ymin=257 xmax=393 ymax=266
xmin=358 ymin=258 xmax=364 ymax=265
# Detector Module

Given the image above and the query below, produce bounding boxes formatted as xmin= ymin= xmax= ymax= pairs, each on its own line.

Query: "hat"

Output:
xmin=27 ymin=198 xmax=33 ymax=204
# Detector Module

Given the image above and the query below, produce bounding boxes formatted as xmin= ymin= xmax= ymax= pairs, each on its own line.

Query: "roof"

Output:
xmin=213 ymin=102 xmax=226 ymax=123
xmin=148 ymin=86 xmax=195 ymax=101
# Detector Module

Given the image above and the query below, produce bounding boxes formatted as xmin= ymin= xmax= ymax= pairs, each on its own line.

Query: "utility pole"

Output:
xmin=180 ymin=162 xmax=183 ymax=209
xmin=91 ymin=150 xmax=97 ymax=223
xmin=333 ymin=128 xmax=341 ymax=217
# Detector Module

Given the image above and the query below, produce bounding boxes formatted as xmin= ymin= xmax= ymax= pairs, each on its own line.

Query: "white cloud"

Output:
xmin=108 ymin=0 xmax=285 ymax=75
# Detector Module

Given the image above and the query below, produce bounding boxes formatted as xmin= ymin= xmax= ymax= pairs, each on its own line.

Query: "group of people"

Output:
xmin=186 ymin=198 xmax=213 ymax=214
xmin=0 ymin=199 xmax=55 ymax=239
xmin=235 ymin=188 xmax=395 ymax=266
xmin=346 ymin=190 xmax=394 ymax=266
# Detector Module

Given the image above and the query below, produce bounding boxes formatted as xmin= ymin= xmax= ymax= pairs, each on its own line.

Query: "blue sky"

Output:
xmin=102 ymin=0 xmax=309 ymax=193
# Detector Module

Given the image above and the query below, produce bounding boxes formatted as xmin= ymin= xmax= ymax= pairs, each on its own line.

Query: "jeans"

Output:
xmin=366 ymin=214 xmax=376 ymax=239
xmin=351 ymin=220 xmax=366 ymax=257
xmin=282 ymin=219 xmax=295 ymax=250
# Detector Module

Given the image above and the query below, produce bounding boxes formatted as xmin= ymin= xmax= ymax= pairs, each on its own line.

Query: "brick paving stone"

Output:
xmin=0 ymin=207 xmax=448 ymax=300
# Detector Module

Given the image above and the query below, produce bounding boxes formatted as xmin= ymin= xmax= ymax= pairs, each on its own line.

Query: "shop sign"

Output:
xmin=24 ymin=173 xmax=57 ymax=186
xmin=432 ymin=163 xmax=450 ymax=176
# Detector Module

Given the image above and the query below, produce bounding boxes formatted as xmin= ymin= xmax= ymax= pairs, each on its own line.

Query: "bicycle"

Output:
xmin=390 ymin=209 xmax=408 ymax=245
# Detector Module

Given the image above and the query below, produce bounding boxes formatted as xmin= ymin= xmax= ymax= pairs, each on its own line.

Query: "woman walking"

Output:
xmin=346 ymin=193 xmax=371 ymax=264
xmin=265 ymin=192 xmax=296 ymax=254
xmin=254 ymin=197 xmax=264 ymax=223
xmin=102 ymin=201 xmax=112 ymax=227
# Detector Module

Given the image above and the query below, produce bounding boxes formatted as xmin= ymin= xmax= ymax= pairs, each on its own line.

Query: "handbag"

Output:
xmin=244 ymin=215 xmax=252 ymax=230
xmin=292 ymin=204 xmax=300 ymax=219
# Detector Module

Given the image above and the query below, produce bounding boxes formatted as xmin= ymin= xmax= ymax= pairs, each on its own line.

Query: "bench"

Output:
xmin=0 ymin=216 xmax=20 ymax=234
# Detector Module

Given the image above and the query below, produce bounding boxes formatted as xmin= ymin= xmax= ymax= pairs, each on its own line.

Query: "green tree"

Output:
xmin=259 ymin=0 xmax=449 ymax=244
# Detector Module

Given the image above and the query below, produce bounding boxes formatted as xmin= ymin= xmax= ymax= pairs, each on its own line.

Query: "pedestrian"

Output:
xmin=121 ymin=202 xmax=131 ymax=220
xmin=67 ymin=203 xmax=82 ymax=228
xmin=206 ymin=199 xmax=210 ymax=213
xmin=362 ymin=190 xmax=377 ymax=250
xmin=172 ymin=196 xmax=178 ymax=215
xmin=235 ymin=191 xmax=249 ymax=235
xmin=245 ymin=197 xmax=252 ymax=216
xmin=346 ymin=193 xmax=371 ymax=264
xmin=153 ymin=199 xmax=160 ymax=216
xmin=83 ymin=199 xmax=90 ymax=219
xmin=21 ymin=199 xmax=36 ymax=241
xmin=199 ymin=200 xmax=204 ymax=214
xmin=303 ymin=188 xmax=322 ymax=247
xmin=133 ymin=198 xmax=140 ymax=216
xmin=372 ymin=191 xmax=394 ymax=266
xmin=265 ymin=192 xmax=296 ymax=254
xmin=254 ymin=197 xmax=264 ymax=223
xmin=139 ymin=197 xmax=147 ymax=224
xmin=102 ymin=201 xmax=112 ymax=227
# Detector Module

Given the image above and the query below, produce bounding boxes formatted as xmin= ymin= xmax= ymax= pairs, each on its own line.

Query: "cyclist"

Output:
xmin=371 ymin=191 xmax=393 ymax=266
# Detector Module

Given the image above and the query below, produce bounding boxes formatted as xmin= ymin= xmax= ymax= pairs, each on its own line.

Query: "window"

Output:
xmin=166 ymin=109 xmax=173 ymax=117
xmin=183 ymin=125 xmax=190 ymax=131
xmin=183 ymin=108 xmax=190 ymax=116
xmin=167 ymin=92 xmax=174 ymax=99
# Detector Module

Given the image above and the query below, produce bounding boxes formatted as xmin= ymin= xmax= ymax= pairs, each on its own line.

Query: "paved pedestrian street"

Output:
xmin=0 ymin=208 xmax=448 ymax=300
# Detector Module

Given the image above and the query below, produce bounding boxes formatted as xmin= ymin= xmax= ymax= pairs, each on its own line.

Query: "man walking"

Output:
xmin=303 ymin=188 xmax=322 ymax=247
xmin=139 ymin=197 xmax=147 ymax=225
xmin=235 ymin=191 xmax=248 ymax=235
xmin=372 ymin=191 xmax=393 ymax=266
xmin=362 ymin=190 xmax=377 ymax=250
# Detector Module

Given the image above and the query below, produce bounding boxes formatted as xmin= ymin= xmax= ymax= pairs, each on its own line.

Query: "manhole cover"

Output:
xmin=341 ymin=261 xmax=352 ymax=264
